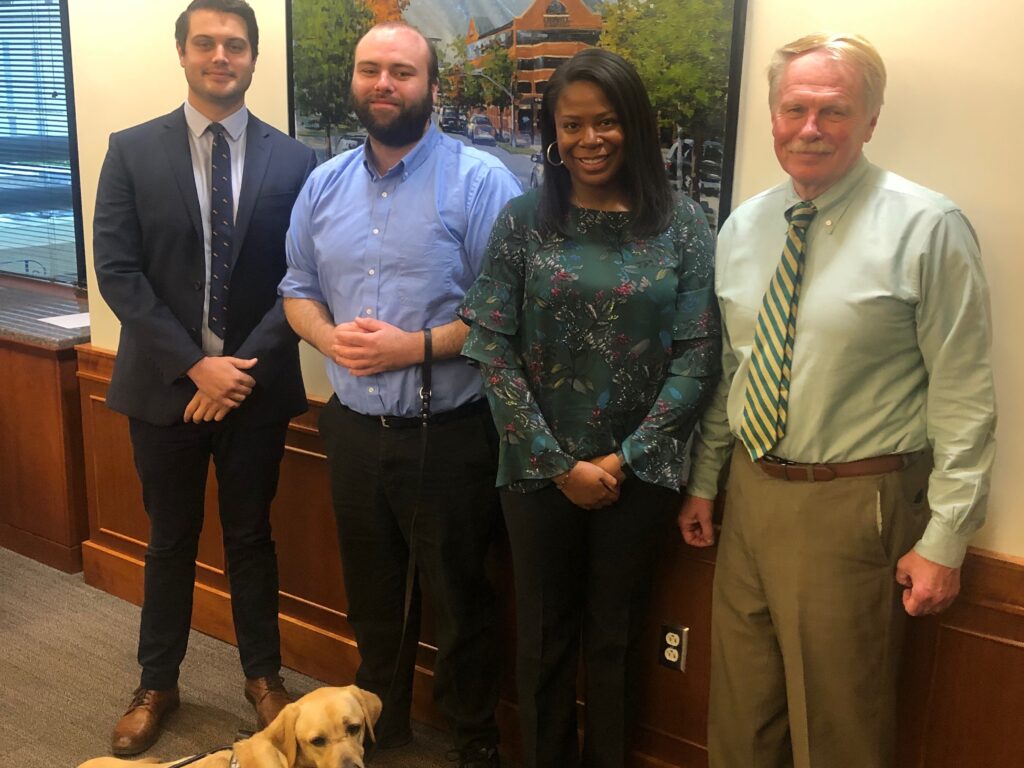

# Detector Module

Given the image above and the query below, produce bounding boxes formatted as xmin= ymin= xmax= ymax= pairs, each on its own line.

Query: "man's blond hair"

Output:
xmin=768 ymin=33 xmax=886 ymax=114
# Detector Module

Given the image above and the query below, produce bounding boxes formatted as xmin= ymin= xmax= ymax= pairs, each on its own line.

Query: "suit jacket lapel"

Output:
xmin=160 ymin=107 xmax=204 ymax=241
xmin=232 ymin=115 xmax=272 ymax=269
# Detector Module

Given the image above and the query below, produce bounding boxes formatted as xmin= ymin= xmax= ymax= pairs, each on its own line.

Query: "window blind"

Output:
xmin=0 ymin=0 xmax=81 ymax=285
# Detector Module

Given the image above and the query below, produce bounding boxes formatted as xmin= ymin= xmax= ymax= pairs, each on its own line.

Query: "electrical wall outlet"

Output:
xmin=659 ymin=624 xmax=689 ymax=671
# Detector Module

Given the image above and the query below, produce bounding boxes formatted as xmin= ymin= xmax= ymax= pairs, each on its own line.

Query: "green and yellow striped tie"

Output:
xmin=739 ymin=201 xmax=817 ymax=460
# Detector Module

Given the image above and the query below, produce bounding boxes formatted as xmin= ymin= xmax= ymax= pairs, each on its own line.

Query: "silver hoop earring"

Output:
xmin=545 ymin=141 xmax=564 ymax=167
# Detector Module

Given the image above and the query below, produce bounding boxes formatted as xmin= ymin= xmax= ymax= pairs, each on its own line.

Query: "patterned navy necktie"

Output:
xmin=208 ymin=122 xmax=233 ymax=340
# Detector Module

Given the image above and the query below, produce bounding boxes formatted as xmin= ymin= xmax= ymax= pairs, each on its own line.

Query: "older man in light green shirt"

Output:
xmin=679 ymin=33 xmax=995 ymax=768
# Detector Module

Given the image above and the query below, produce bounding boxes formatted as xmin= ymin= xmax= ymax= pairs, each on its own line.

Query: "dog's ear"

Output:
xmin=260 ymin=700 xmax=300 ymax=766
xmin=350 ymin=686 xmax=383 ymax=744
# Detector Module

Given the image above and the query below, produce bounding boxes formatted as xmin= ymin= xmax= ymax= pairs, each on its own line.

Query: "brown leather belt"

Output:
xmin=756 ymin=452 xmax=918 ymax=482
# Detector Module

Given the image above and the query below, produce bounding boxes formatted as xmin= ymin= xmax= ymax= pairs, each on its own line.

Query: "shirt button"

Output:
xmin=193 ymin=281 xmax=202 ymax=290
xmin=372 ymin=227 xmax=380 ymax=235
xmin=368 ymin=268 xmax=375 ymax=276
xmin=365 ymin=308 xmax=373 ymax=315
xmin=368 ymin=386 xmax=375 ymax=393
xmin=381 ymin=192 xmax=388 ymax=198
xmin=825 ymin=219 xmax=833 ymax=226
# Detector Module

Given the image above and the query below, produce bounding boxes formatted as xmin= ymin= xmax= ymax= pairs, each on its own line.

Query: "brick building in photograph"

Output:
xmin=467 ymin=0 xmax=602 ymax=137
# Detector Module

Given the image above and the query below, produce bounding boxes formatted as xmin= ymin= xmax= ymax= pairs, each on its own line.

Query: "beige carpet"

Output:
xmin=0 ymin=546 xmax=456 ymax=767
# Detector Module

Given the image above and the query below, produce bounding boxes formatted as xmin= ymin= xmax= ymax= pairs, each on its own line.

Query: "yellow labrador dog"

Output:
xmin=78 ymin=686 xmax=382 ymax=768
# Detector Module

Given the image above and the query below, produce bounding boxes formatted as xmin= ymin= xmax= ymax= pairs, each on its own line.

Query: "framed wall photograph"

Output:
xmin=287 ymin=0 xmax=747 ymax=229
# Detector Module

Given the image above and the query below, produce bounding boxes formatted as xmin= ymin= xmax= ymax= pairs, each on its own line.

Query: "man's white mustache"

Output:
xmin=786 ymin=140 xmax=833 ymax=154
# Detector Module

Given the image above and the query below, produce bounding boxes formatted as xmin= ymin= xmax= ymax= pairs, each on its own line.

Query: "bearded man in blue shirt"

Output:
xmin=279 ymin=22 xmax=522 ymax=768
xmin=678 ymin=33 xmax=995 ymax=768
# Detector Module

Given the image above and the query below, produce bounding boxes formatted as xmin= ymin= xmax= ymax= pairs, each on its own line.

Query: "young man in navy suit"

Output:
xmin=93 ymin=0 xmax=316 ymax=754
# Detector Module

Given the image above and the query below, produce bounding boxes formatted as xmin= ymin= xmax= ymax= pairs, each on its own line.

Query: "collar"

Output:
xmin=784 ymin=154 xmax=871 ymax=234
xmin=183 ymin=100 xmax=249 ymax=141
xmin=361 ymin=122 xmax=440 ymax=181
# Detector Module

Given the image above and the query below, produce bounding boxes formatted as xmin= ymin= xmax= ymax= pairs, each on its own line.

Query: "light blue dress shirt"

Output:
xmin=280 ymin=125 xmax=523 ymax=417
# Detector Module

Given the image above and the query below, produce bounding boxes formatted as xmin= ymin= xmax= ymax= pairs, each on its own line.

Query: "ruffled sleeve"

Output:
xmin=459 ymin=273 xmax=520 ymax=363
xmin=459 ymin=199 xmax=576 ymax=489
xmin=621 ymin=200 xmax=722 ymax=488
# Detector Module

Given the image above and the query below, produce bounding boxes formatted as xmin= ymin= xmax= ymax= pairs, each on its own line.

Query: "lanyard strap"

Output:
xmin=368 ymin=326 xmax=433 ymax=760
xmin=419 ymin=327 xmax=432 ymax=420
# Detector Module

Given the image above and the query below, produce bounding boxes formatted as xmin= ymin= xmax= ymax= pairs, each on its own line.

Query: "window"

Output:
xmin=0 ymin=0 xmax=84 ymax=286
xmin=515 ymin=29 xmax=601 ymax=46
xmin=517 ymin=56 xmax=570 ymax=72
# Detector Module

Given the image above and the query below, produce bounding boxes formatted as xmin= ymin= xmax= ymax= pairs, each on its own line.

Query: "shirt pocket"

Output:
xmin=397 ymin=243 xmax=457 ymax=316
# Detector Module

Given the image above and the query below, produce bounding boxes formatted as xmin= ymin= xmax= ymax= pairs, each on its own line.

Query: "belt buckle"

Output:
xmin=379 ymin=415 xmax=392 ymax=429
xmin=782 ymin=463 xmax=812 ymax=482
xmin=814 ymin=464 xmax=837 ymax=481
xmin=785 ymin=463 xmax=837 ymax=482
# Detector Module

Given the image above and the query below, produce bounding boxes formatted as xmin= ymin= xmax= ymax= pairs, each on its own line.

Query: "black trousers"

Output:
xmin=318 ymin=396 xmax=502 ymax=750
xmin=501 ymin=480 xmax=680 ymax=768
xmin=128 ymin=416 xmax=288 ymax=691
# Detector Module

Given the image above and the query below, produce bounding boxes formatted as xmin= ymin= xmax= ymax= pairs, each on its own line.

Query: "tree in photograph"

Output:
xmin=366 ymin=0 xmax=409 ymax=22
xmin=292 ymin=0 xmax=375 ymax=157
xmin=479 ymin=46 xmax=515 ymax=109
xmin=600 ymin=0 xmax=733 ymax=197
xmin=440 ymin=38 xmax=485 ymax=112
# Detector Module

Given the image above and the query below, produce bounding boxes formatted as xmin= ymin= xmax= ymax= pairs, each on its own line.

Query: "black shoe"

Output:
xmin=447 ymin=743 xmax=500 ymax=768
xmin=370 ymin=724 xmax=412 ymax=750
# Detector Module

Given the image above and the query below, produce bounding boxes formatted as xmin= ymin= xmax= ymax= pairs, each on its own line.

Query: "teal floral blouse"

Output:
xmin=459 ymin=189 xmax=721 ymax=492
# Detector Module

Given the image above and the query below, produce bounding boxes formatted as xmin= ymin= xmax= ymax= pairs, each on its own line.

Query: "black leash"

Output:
xmin=163 ymin=726 xmax=251 ymax=767
xmin=166 ymin=745 xmax=233 ymax=768
xmin=403 ymin=326 xmax=431 ymax=633
xmin=366 ymin=327 xmax=432 ymax=759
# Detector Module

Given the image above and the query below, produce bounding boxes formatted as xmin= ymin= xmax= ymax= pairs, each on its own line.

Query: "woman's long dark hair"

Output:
xmin=538 ymin=48 xmax=673 ymax=238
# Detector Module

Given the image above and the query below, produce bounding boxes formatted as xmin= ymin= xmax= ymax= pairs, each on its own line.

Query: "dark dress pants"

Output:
xmin=318 ymin=396 xmax=502 ymax=750
xmin=128 ymin=416 xmax=288 ymax=690
xmin=502 ymin=479 xmax=679 ymax=768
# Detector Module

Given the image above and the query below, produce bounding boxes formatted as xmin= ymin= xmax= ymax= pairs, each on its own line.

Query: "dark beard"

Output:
xmin=353 ymin=89 xmax=434 ymax=148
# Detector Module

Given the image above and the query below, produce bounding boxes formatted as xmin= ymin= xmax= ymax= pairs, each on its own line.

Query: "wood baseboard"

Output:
xmin=0 ymin=522 xmax=83 ymax=573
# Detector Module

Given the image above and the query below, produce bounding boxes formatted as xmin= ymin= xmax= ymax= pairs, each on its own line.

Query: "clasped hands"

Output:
xmin=322 ymin=316 xmax=420 ymax=376
xmin=183 ymin=355 xmax=257 ymax=423
xmin=554 ymin=454 xmax=626 ymax=510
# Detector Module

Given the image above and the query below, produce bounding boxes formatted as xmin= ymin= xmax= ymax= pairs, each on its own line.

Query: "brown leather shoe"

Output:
xmin=245 ymin=674 xmax=292 ymax=730
xmin=110 ymin=686 xmax=180 ymax=755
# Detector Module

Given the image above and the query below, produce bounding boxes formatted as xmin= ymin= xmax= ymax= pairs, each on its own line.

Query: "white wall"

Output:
xmin=71 ymin=0 xmax=1023 ymax=557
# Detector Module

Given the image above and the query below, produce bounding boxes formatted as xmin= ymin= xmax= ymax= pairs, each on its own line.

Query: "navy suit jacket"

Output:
xmin=94 ymin=107 xmax=317 ymax=426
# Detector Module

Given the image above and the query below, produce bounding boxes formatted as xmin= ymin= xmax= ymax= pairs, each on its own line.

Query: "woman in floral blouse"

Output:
xmin=459 ymin=48 xmax=721 ymax=767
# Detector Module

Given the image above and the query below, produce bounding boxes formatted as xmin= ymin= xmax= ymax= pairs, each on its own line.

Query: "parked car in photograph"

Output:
xmin=529 ymin=152 xmax=544 ymax=188
xmin=333 ymin=131 xmax=367 ymax=154
xmin=699 ymin=200 xmax=717 ymax=230
xmin=468 ymin=114 xmax=497 ymax=146
xmin=665 ymin=139 xmax=723 ymax=198
xmin=440 ymin=106 xmax=466 ymax=135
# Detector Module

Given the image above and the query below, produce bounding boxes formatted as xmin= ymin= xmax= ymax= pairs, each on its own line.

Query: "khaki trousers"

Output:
xmin=708 ymin=451 xmax=931 ymax=768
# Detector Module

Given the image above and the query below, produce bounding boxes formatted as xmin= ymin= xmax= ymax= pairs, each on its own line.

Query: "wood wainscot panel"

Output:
xmin=629 ymin=539 xmax=716 ymax=768
xmin=74 ymin=345 xmax=1024 ymax=767
xmin=0 ymin=338 xmax=88 ymax=572
xmin=914 ymin=550 xmax=1024 ymax=768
